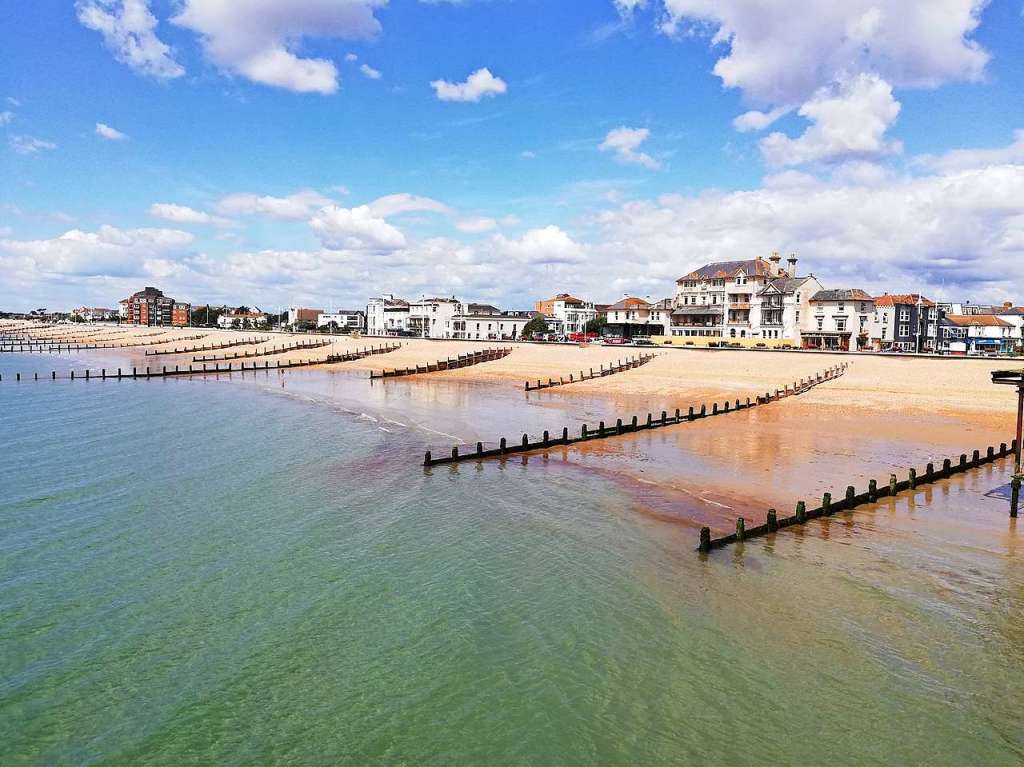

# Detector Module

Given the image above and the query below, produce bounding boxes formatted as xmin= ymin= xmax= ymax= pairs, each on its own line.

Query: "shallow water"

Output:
xmin=1 ymin=352 xmax=1022 ymax=765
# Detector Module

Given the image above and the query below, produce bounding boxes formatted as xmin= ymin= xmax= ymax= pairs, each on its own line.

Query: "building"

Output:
xmin=534 ymin=294 xmax=598 ymax=336
xmin=70 ymin=307 xmax=117 ymax=321
xmin=995 ymin=305 xmax=1024 ymax=352
xmin=408 ymin=297 xmax=463 ymax=338
xmin=446 ymin=310 xmax=533 ymax=340
xmin=604 ymin=297 xmax=665 ymax=338
xmin=287 ymin=307 xmax=324 ymax=327
xmin=870 ymin=294 xmax=941 ymax=352
xmin=366 ymin=295 xmax=411 ymax=335
xmin=217 ymin=310 xmax=268 ymax=329
xmin=123 ymin=287 xmax=190 ymax=326
xmin=672 ymin=253 xmax=822 ymax=344
xmin=317 ymin=310 xmax=365 ymax=332
xmin=938 ymin=315 xmax=1015 ymax=355
xmin=803 ymin=289 xmax=874 ymax=351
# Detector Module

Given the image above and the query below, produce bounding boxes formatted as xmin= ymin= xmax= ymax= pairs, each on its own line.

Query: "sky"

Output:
xmin=2 ymin=0 xmax=1024 ymax=312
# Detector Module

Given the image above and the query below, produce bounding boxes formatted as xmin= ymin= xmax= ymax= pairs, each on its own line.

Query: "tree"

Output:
xmin=522 ymin=314 xmax=548 ymax=339
xmin=585 ymin=315 xmax=607 ymax=334
xmin=236 ymin=305 xmax=250 ymax=314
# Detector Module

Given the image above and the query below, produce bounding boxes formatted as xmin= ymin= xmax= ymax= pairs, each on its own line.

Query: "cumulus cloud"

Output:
xmin=598 ymin=126 xmax=660 ymax=169
xmin=917 ymin=129 xmax=1024 ymax=173
xmin=310 ymin=205 xmax=407 ymax=250
xmin=733 ymin=106 xmax=791 ymax=132
xmin=360 ymin=63 xmax=382 ymax=79
xmin=76 ymin=0 xmax=185 ymax=80
xmin=10 ymin=136 xmax=57 ymax=155
xmin=0 ymin=225 xmax=194 ymax=278
xmin=430 ymin=67 xmax=507 ymax=102
xmin=759 ymin=74 xmax=902 ymax=166
xmin=0 ymin=111 xmax=13 ymax=126
xmin=456 ymin=216 xmax=498 ymax=233
xmin=148 ymin=203 xmax=236 ymax=228
xmin=215 ymin=189 xmax=333 ymax=220
xmin=365 ymin=193 xmax=451 ymax=218
xmin=171 ymin=0 xmax=386 ymax=94
xmin=493 ymin=225 xmax=585 ymax=265
xmin=95 ymin=122 xmax=128 ymax=140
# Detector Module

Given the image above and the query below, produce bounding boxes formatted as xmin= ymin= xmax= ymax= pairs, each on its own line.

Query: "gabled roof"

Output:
xmin=467 ymin=302 xmax=501 ymax=315
xmin=677 ymin=257 xmax=785 ymax=283
xmin=811 ymin=289 xmax=873 ymax=302
xmin=607 ymin=297 xmax=651 ymax=311
xmin=997 ymin=306 xmax=1024 ymax=316
xmin=874 ymin=294 xmax=934 ymax=307
xmin=542 ymin=293 xmax=586 ymax=305
xmin=945 ymin=314 xmax=1012 ymax=327
xmin=760 ymin=277 xmax=812 ymax=295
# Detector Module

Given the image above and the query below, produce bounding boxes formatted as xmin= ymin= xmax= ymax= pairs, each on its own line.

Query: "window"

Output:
xmin=817 ymin=317 xmax=824 ymax=330
xmin=900 ymin=309 xmax=910 ymax=321
xmin=899 ymin=324 xmax=910 ymax=336
xmin=836 ymin=318 xmax=846 ymax=332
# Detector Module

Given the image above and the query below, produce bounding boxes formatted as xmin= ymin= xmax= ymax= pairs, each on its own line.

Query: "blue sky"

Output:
xmin=2 ymin=0 xmax=1024 ymax=311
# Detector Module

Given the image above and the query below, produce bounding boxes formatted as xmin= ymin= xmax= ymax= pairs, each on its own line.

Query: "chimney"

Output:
xmin=787 ymin=253 xmax=798 ymax=278
xmin=769 ymin=251 xmax=782 ymax=274
xmin=1004 ymin=300 xmax=1013 ymax=310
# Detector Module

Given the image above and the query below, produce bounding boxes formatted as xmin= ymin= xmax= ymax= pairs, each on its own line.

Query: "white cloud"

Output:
xmin=171 ymin=0 xmax=385 ymax=94
xmin=520 ymin=150 xmax=537 ymax=159
xmin=10 ymin=136 xmax=57 ymax=155
xmin=310 ymin=205 xmax=407 ymax=250
xmin=657 ymin=0 xmax=988 ymax=105
xmin=215 ymin=189 xmax=333 ymax=220
xmin=0 ymin=225 xmax=194 ymax=278
xmin=430 ymin=67 xmax=507 ymax=102
xmin=598 ymin=126 xmax=660 ymax=169
xmin=0 ymin=111 xmax=13 ymax=126
xmin=365 ymin=193 xmax=451 ymax=218
xmin=95 ymin=122 xmax=128 ymax=140
xmin=360 ymin=63 xmax=382 ymax=80
xmin=456 ymin=216 xmax=497 ymax=233
xmin=759 ymin=74 xmax=902 ymax=166
xmin=6 ymin=97 xmax=21 ymax=107
xmin=148 ymin=202 xmax=236 ymax=228
xmin=917 ymin=129 xmax=1024 ymax=173
xmin=345 ymin=52 xmax=358 ymax=62
xmin=77 ymin=0 xmax=185 ymax=80
xmin=493 ymin=225 xmax=585 ymax=265
xmin=733 ymin=106 xmax=791 ymax=132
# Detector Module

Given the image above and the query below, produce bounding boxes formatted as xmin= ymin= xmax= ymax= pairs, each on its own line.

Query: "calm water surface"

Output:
xmin=1 ymin=352 xmax=1022 ymax=765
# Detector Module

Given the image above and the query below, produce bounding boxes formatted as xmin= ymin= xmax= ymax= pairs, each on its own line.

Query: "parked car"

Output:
xmin=602 ymin=336 xmax=627 ymax=345
xmin=632 ymin=337 xmax=654 ymax=346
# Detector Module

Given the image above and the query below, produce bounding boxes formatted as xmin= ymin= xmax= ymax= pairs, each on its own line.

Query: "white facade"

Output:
xmin=317 ymin=310 xmax=365 ymax=331
xmin=445 ymin=313 xmax=531 ymax=340
xmin=548 ymin=299 xmax=596 ymax=335
xmin=218 ymin=312 xmax=268 ymax=329
xmin=804 ymin=290 xmax=874 ymax=351
xmin=366 ymin=295 xmax=410 ymax=335
xmin=408 ymin=298 xmax=463 ymax=339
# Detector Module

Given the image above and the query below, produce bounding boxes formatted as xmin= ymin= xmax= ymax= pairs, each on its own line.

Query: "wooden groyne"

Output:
xmin=525 ymin=353 xmax=656 ymax=391
xmin=144 ymin=336 xmax=269 ymax=356
xmin=0 ymin=343 xmax=400 ymax=382
xmin=0 ymin=334 xmax=207 ymax=353
xmin=193 ymin=339 xmax=333 ymax=362
xmin=371 ymin=346 xmax=513 ymax=380
xmin=423 ymin=363 xmax=849 ymax=467
xmin=699 ymin=438 xmax=1021 ymax=552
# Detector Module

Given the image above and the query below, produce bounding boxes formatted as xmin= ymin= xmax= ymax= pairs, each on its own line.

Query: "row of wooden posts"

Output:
xmin=423 ymin=363 xmax=849 ymax=466
xmin=0 ymin=344 xmax=401 ymax=382
xmin=145 ymin=336 xmax=269 ymax=356
xmin=700 ymin=438 xmax=1022 ymax=552
xmin=0 ymin=334 xmax=207 ymax=353
xmin=193 ymin=339 xmax=334 ymax=362
xmin=370 ymin=347 xmax=513 ymax=379
xmin=524 ymin=354 xmax=657 ymax=390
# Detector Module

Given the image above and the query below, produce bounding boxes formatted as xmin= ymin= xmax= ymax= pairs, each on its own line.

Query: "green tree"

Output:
xmin=585 ymin=315 xmax=607 ymax=334
xmin=522 ymin=314 xmax=548 ymax=339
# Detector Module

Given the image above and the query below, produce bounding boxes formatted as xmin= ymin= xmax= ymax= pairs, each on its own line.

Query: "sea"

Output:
xmin=2 ymin=350 xmax=1022 ymax=766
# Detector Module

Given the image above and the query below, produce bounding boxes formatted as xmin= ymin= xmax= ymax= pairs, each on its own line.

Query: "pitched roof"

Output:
xmin=998 ymin=306 xmax=1024 ymax=316
xmin=541 ymin=293 xmax=586 ymax=305
xmin=873 ymin=294 xmax=934 ymax=307
xmin=607 ymin=297 xmax=651 ymax=311
xmin=811 ymin=289 xmax=873 ymax=302
xmin=677 ymin=257 xmax=785 ymax=283
xmin=945 ymin=314 xmax=1012 ymax=327
xmin=762 ymin=276 xmax=812 ymax=295
xmin=467 ymin=302 xmax=501 ymax=315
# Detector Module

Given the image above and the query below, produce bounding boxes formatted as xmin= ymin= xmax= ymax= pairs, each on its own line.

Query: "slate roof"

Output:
xmin=761 ymin=276 xmax=812 ymax=295
xmin=677 ymin=258 xmax=785 ymax=283
xmin=811 ymin=289 xmax=873 ymax=302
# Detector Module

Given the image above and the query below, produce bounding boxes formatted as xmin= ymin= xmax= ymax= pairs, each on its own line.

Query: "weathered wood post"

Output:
xmin=712 ymin=403 xmax=718 ymax=415
xmin=699 ymin=527 xmax=711 ymax=553
xmin=959 ymin=453 xmax=968 ymax=469
xmin=451 ymin=446 xmax=459 ymax=460
xmin=424 ymin=451 xmax=432 ymax=466
xmin=700 ymin=404 xmax=706 ymax=416
xmin=943 ymin=458 xmax=952 ymax=476
xmin=542 ymin=430 xmax=549 ymax=447
xmin=631 ymin=415 xmax=638 ymax=429
xmin=846 ymin=485 xmax=856 ymax=506
xmin=599 ymin=421 xmax=605 ymax=434
xmin=616 ymin=418 xmax=623 ymax=435
xmin=500 ymin=437 xmax=507 ymax=453
xmin=889 ymin=474 xmax=898 ymax=496
xmin=562 ymin=427 xmax=569 ymax=443
xmin=972 ymin=449 xmax=981 ymax=466
xmin=522 ymin=433 xmax=529 ymax=448
xmin=476 ymin=442 xmax=483 ymax=456
xmin=735 ymin=518 xmax=745 ymax=541
xmin=796 ymin=500 xmax=807 ymax=523
xmin=581 ymin=425 xmax=588 ymax=438
xmin=822 ymin=492 xmax=832 ymax=515
xmin=868 ymin=479 xmax=878 ymax=502
xmin=767 ymin=508 xmax=778 ymax=532
xmin=909 ymin=468 xmax=917 ymax=489
xmin=925 ymin=463 xmax=934 ymax=480
xmin=688 ymin=406 xmax=694 ymax=420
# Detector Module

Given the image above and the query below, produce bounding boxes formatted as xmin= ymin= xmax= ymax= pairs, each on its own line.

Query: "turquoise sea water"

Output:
xmin=2 ymin=353 xmax=1023 ymax=765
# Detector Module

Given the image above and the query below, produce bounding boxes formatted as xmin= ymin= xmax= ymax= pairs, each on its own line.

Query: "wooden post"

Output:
xmin=424 ymin=451 xmax=432 ymax=466
xmin=451 ymin=446 xmax=459 ymax=460
xmin=796 ymin=500 xmax=807 ymax=523
xmin=943 ymin=458 xmax=952 ymax=476
xmin=562 ymin=427 xmax=569 ymax=443
xmin=868 ymin=479 xmax=877 ymax=502
xmin=908 ymin=468 xmax=917 ymax=489
xmin=822 ymin=492 xmax=832 ymax=515
xmin=616 ymin=418 xmax=623 ymax=435
xmin=889 ymin=474 xmax=898 ymax=496
xmin=699 ymin=527 xmax=711 ymax=553
xmin=500 ymin=437 xmax=507 ymax=453
xmin=522 ymin=433 xmax=529 ymax=448
xmin=925 ymin=463 xmax=934 ymax=479
xmin=543 ymin=430 xmax=549 ymax=447
xmin=767 ymin=508 xmax=778 ymax=532
xmin=846 ymin=485 xmax=856 ymax=505
xmin=735 ymin=518 xmax=745 ymax=541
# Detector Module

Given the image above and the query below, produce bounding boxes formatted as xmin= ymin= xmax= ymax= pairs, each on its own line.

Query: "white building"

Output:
xmin=317 ymin=310 xmax=365 ymax=332
xmin=218 ymin=311 xmax=268 ymax=329
xmin=408 ymin=297 xmax=463 ymax=339
xmin=803 ymin=290 xmax=874 ymax=351
xmin=996 ymin=306 xmax=1024 ymax=351
xmin=445 ymin=311 xmax=532 ymax=340
xmin=366 ymin=295 xmax=410 ymax=336
xmin=534 ymin=294 xmax=597 ymax=336
xmin=939 ymin=315 xmax=1015 ymax=355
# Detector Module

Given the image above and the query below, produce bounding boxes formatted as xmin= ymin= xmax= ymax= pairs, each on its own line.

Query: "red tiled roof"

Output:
xmin=945 ymin=314 xmax=1012 ymax=327
xmin=873 ymin=294 xmax=934 ymax=307
xmin=607 ymin=297 xmax=651 ymax=311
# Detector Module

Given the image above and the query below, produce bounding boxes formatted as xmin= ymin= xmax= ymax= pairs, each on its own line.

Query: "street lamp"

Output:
xmin=991 ymin=368 xmax=1024 ymax=517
